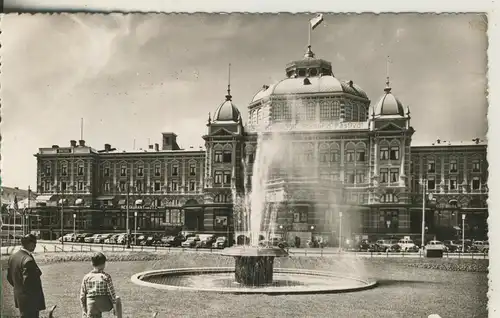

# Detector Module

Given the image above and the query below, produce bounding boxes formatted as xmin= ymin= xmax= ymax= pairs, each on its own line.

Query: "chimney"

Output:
xmin=52 ymin=145 xmax=59 ymax=149
xmin=104 ymin=144 xmax=111 ymax=152
xmin=161 ymin=132 xmax=180 ymax=150
xmin=148 ymin=145 xmax=154 ymax=150
xmin=436 ymin=139 xmax=441 ymax=144
xmin=349 ymin=80 xmax=354 ymax=87
xmin=70 ymin=140 xmax=77 ymax=147
xmin=154 ymin=143 xmax=159 ymax=151
xmin=79 ymin=140 xmax=85 ymax=147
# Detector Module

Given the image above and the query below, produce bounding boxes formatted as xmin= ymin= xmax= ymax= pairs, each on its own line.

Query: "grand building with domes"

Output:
xmin=28 ymin=45 xmax=489 ymax=244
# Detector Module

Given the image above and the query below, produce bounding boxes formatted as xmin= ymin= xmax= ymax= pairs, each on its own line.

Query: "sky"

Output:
xmin=1 ymin=13 xmax=488 ymax=190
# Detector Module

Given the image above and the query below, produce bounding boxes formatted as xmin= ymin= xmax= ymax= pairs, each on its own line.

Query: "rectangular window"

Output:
xmin=449 ymin=160 xmax=458 ymax=173
xmin=45 ymin=180 xmax=51 ymax=192
xmin=449 ymin=177 xmax=457 ymax=190
xmin=104 ymin=182 xmax=110 ymax=192
xmin=347 ymin=173 xmax=355 ymax=184
xmin=248 ymin=153 xmax=255 ymax=163
xmin=214 ymin=151 xmax=223 ymax=163
xmin=120 ymin=166 xmax=127 ymax=177
xmin=223 ymin=171 xmax=232 ymax=184
xmin=190 ymin=164 xmax=196 ymax=176
xmin=356 ymin=172 xmax=365 ymax=184
xmin=214 ymin=171 xmax=223 ymax=184
xmin=78 ymin=165 xmax=84 ymax=176
xmin=390 ymin=147 xmax=400 ymax=160
xmin=120 ymin=181 xmax=126 ymax=192
xmin=472 ymin=160 xmax=480 ymax=172
xmin=45 ymin=165 xmax=51 ymax=176
xmin=319 ymin=152 xmax=328 ymax=163
xmin=172 ymin=165 xmax=179 ymax=176
xmin=330 ymin=151 xmax=339 ymax=162
xmin=61 ymin=181 xmax=67 ymax=191
xmin=472 ymin=178 xmax=480 ymax=190
xmin=154 ymin=164 xmax=161 ymax=176
xmin=154 ymin=181 xmax=161 ymax=192
xmin=390 ymin=169 xmax=399 ymax=183
xmin=346 ymin=151 xmax=355 ymax=162
xmin=380 ymin=168 xmax=388 ymax=183
xmin=189 ymin=180 xmax=196 ymax=191
xmin=104 ymin=167 xmax=110 ymax=177
xmin=61 ymin=165 xmax=67 ymax=176
xmin=427 ymin=160 xmax=435 ymax=173
xmin=356 ymin=150 xmax=365 ymax=162
xmin=136 ymin=180 xmax=143 ymax=192
xmin=78 ymin=181 xmax=84 ymax=191
xmin=380 ymin=147 xmax=389 ymax=160
xmin=171 ymin=181 xmax=178 ymax=191
xmin=223 ymin=150 xmax=232 ymax=163
xmin=427 ymin=177 xmax=435 ymax=190
xmin=137 ymin=166 xmax=144 ymax=177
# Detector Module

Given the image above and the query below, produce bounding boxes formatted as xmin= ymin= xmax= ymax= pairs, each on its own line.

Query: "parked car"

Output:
xmin=374 ymin=239 xmax=400 ymax=252
xmin=105 ymin=234 xmax=122 ymax=244
xmin=259 ymin=237 xmax=288 ymax=249
xmin=59 ymin=233 xmax=75 ymax=242
xmin=471 ymin=240 xmax=489 ymax=253
xmin=75 ymin=233 xmax=93 ymax=243
xmin=212 ymin=236 xmax=228 ymax=249
xmin=85 ymin=234 xmax=101 ymax=243
xmin=95 ymin=233 xmax=113 ymax=244
xmin=140 ymin=235 xmax=161 ymax=246
xmin=358 ymin=240 xmax=372 ymax=251
xmin=161 ymin=235 xmax=185 ymax=247
xmin=398 ymin=238 xmax=417 ymax=252
xmin=443 ymin=240 xmax=461 ymax=252
xmin=182 ymin=236 xmax=200 ymax=248
xmin=425 ymin=240 xmax=447 ymax=251
xmin=116 ymin=234 xmax=127 ymax=245
xmin=196 ymin=234 xmax=217 ymax=248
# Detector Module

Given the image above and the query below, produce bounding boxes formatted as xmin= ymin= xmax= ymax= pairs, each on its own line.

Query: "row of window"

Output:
xmin=43 ymin=163 xmax=200 ymax=178
xmin=425 ymin=159 xmax=481 ymax=174
xmin=379 ymin=168 xmax=401 ymax=184
xmin=42 ymin=180 xmax=86 ymax=192
xmin=425 ymin=177 xmax=482 ymax=191
xmin=214 ymin=171 xmax=232 ymax=185
xmin=104 ymin=180 xmax=199 ymax=192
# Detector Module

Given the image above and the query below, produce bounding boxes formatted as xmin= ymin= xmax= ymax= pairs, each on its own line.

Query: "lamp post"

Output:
xmin=134 ymin=211 xmax=138 ymax=246
xmin=339 ymin=211 xmax=343 ymax=252
xmin=126 ymin=183 xmax=131 ymax=249
xmin=73 ymin=213 xmax=76 ymax=238
xmin=24 ymin=215 xmax=29 ymax=236
xmin=421 ymin=178 xmax=427 ymax=251
xmin=462 ymin=214 xmax=466 ymax=252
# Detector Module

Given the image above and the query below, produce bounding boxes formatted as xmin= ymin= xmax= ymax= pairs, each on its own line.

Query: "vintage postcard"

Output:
xmin=0 ymin=6 xmax=494 ymax=318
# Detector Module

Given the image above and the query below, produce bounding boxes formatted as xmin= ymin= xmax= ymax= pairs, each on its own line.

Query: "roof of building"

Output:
xmin=411 ymin=139 xmax=487 ymax=148
xmin=213 ymin=99 xmax=241 ymax=122
xmin=373 ymin=82 xmax=406 ymax=117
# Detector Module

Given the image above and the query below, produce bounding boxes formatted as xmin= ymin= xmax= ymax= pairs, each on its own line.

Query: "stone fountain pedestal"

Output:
xmin=222 ymin=246 xmax=289 ymax=286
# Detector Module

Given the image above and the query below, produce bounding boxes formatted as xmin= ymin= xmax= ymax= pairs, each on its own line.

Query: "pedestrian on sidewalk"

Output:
xmin=7 ymin=234 xmax=46 ymax=318
xmin=80 ymin=252 xmax=118 ymax=318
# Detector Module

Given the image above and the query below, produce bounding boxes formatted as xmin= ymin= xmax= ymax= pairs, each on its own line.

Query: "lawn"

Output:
xmin=0 ymin=253 xmax=488 ymax=318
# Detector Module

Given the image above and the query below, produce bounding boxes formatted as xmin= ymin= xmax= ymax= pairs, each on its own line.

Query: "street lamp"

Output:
xmin=24 ymin=215 xmax=29 ymax=236
xmin=421 ymin=178 xmax=427 ymax=252
xmin=462 ymin=214 xmax=466 ymax=252
xmin=126 ymin=183 xmax=131 ymax=249
xmin=73 ymin=213 xmax=76 ymax=238
xmin=339 ymin=211 xmax=343 ymax=252
xmin=134 ymin=211 xmax=138 ymax=246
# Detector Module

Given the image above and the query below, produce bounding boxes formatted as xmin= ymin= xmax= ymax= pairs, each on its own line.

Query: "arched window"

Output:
xmin=319 ymin=143 xmax=329 ymax=163
xmin=389 ymin=140 xmax=400 ymax=161
xmin=330 ymin=143 xmax=340 ymax=163
xmin=345 ymin=142 xmax=355 ymax=163
xmin=355 ymin=142 xmax=366 ymax=162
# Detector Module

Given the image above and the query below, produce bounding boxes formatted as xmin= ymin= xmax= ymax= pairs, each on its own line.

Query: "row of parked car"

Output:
xmin=352 ymin=237 xmax=489 ymax=253
xmin=59 ymin=232 xmax=230 ymax=249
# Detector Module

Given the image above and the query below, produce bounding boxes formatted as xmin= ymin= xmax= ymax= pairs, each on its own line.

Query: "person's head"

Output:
xmin=91 ymin=252 xmax=107 ymax=270
xmin=21 ymin=234 xmax=37 ymax=252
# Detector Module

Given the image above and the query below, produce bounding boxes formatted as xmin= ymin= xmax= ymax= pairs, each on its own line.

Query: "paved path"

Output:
xmin=1 ymin=241 xmax=488 ymax=260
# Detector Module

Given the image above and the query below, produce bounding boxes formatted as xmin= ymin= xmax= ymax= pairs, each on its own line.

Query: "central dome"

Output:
xmin=251 ymin=47 xmax=368 ymax=103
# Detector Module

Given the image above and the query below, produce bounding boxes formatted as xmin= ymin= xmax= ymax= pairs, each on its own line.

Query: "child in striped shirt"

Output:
xmin=80 ymin=252 xmax=117 ymax=318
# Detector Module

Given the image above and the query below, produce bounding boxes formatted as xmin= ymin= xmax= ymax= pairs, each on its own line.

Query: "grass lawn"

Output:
xmin=0 ymin=253 xmax=488 ymax=318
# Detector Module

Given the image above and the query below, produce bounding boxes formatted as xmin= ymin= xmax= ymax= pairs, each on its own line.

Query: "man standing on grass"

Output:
xmin=7 ymin=233 xmax=46 ymax=318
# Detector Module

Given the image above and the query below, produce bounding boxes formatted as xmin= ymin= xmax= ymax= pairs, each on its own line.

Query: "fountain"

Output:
xmin=131 ymin=133 xmax=377 ymax=294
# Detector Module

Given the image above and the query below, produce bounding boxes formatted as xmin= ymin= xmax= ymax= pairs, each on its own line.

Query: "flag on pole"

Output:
xmin=310 ymin=13 xmax=324 ymax=30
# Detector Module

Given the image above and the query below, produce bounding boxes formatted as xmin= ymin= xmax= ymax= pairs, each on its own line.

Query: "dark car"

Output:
xmin=140 ymin=236 xmax=159 ymax=246
xmin=161 ymin=235 xmax=184 ymax=247
xmin=196 ymin=234 xmax=217 ymax=248
xmin=212 ymin=236 xmax=228 ymax=249
xmin=443 ymin=240 xmax=461 ymax=252
xmin=75 ymin=233 xmax=93 ymax=243
xmin=358 ymin=240 xmax=371 ymax=251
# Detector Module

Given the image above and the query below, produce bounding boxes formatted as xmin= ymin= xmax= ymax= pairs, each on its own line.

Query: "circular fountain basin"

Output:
xmin=131 ymin=267 xmax=377 ymax=295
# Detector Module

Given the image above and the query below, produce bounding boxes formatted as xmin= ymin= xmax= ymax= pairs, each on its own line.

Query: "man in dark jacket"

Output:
xmin=7 ymin=234 xmax=46 ymax=318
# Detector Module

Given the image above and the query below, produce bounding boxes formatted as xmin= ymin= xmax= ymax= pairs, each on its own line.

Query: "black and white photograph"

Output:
xmin=0 ymin=9 xmax=492 ymax=318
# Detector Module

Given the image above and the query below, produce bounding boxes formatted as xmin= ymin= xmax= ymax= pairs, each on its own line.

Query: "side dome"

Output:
xmin=214 ymin=99 xmax=241 ymax=122
xmin=373 ymin=84 xmax=405 ymax=117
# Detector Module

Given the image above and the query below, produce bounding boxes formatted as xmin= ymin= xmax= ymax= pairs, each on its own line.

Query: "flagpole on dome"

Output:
xmin=307 ymin=13 xmax=324 ymax=58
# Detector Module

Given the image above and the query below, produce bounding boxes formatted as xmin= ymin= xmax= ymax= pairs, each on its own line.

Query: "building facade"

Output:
xmin=31 ymin=46 xmax=488 ymax=243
